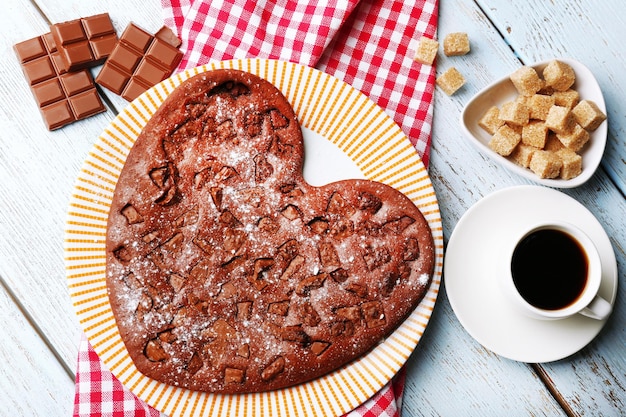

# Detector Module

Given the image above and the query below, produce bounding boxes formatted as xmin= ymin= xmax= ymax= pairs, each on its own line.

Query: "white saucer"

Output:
xmin=444 ymin=185 xmax=618 ymax=363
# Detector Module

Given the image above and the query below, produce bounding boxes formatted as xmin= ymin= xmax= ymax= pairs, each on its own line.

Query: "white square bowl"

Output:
xmin=460 ymin=58 xmax=607 ymax=188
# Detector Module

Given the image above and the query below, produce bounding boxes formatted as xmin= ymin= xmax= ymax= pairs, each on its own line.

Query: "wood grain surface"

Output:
xmin=0 ymin=0 xmax=623 ymax=416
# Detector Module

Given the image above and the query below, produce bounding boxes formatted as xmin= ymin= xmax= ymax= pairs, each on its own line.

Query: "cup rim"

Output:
xmin=505 ymin=220 xmax=602 ymax=319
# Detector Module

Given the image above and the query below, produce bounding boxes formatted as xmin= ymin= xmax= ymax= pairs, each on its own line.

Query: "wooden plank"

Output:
xmin=0 ymin=282 xmax=74 ymax=416
xmin=0 ymin=0 xmax=165 ymax=373
xmin=402 ymin=1 xmax=567 ymax=415
xmin=404 ymin=301 xmax=567 ymax=416
xmin=476 ymin=2 xmax=626 ymax=415
xmin=407 ymin=0 xmax=626 ymax=415
xmin=0 ymin=2 xmax=172 ymax=413
xmin=538 ymin=182 xmax=626 ymax=416
xmin=1 ymin=0 xmax=97 ymax=375
xmin=477 ymin=0 xmax=626 ymax=196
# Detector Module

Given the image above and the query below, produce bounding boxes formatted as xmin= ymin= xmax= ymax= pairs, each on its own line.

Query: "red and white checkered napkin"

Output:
xmin=73 ymin=1 xmax=438 ymax=415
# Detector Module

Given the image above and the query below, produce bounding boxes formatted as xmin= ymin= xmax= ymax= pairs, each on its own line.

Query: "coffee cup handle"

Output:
xmin=579 ymin=295 xmax=612 ymax=320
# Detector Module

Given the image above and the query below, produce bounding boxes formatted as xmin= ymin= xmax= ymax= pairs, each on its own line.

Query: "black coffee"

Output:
xmin=511 ymin=228 xmax=588 ymax=310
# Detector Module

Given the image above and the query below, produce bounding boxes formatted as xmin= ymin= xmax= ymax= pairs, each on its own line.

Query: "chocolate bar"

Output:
xmin=14 ymin=35 xmax=106 ymax=130
xmin=50 ymin=13 xmax=118 ymax=72
xmin=96 ymin=23 xmax=182 ymax=101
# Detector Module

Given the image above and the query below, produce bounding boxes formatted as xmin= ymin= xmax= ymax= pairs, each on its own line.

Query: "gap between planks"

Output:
xmin=0 ymin=273 xmax=76 ymax=381
xmin=531 ymin=363 xmax=578 ymax=417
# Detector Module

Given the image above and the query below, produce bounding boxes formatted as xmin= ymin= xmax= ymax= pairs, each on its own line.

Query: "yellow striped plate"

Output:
xmin=65 ymin=59 xmax=444 ymax=417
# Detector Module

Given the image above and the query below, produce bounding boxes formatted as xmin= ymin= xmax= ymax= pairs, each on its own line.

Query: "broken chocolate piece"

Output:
xmin=260 ymin=356 xmax=285 ymax=381
xmin=50 ymin=13 xmax=117 ymax=72
xmin=14 ymin=34 xmax=105 ymax=130
xmin=96 ymin=23 xmax=182 ymax=101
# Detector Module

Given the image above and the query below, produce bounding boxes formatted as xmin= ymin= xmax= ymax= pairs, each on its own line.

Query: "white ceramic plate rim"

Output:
xmin=460 ymin=58 xmax=607 ymax=188
xmin=444 ymin=185 xmax=617 ymax=363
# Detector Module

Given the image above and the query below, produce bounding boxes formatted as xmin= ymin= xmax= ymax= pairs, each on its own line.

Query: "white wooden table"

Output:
xmin=1 ymin=0 xmax=624 ymax=415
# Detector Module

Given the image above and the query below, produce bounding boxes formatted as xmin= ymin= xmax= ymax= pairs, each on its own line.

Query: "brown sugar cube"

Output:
xmin=507 ymin=123 xmax=523 ymax=135
xmin=544 ymin=131 xmax=565 ymax=152
xmin=529 ymin=150 xmax=563 ymax=178
xmin=556 ymin=148 xmax=583 ymax=179
xmin=443 ymin=32 xmax=470 ymax=56
xmin=538 ymin=84 xmax=555 ymax=96
xmin=510 ymin=66 xmax=543 ymax=96
xmin=543 ymin=60 xmax=576 ymax=91
xmin=545 ymin=105 xmax=575 ymax=133
xmin=552 ymin=89 xmax=580 ymax=109
xmin=436 ymin=67 xmax=465 ymax=95
xmin=572 ymin=99 xmax=607 ymax=131
xmin=515 ymin=95 xmax=530 ymax=107
xmin=414 ymin=36 xmax=439 ymax=65
xmin=478 ymin=106 xmax=504 ymax=135
xmin=489 ymin=124 xmax=521 ymax=156
xmin=556 ymin=123 xmax=590 ymax=152
xmin=499 ymin=100 xmax=530 ymax=126
xmin=522 ymin=120 xmax=548 ymax=148
xmin=511 ymin=143 xmax=539 ymax=168
xmin=529 ymin=94 xmax=555 ymax=120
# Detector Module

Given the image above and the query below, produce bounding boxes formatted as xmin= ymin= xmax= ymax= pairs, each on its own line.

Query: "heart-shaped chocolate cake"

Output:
xmin=106 ymin=69 xmax=435 ymax=393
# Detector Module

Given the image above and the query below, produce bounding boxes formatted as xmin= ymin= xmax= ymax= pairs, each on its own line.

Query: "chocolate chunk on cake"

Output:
xmin=106 ymin=69 xmax=435 ymax=393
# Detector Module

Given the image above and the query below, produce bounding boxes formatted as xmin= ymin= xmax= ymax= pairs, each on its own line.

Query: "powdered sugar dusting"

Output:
xmin=105 ymin=70 xmax=435 ymax=393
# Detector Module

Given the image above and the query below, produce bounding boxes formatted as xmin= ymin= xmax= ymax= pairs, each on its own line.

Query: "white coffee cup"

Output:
xmin=500 ymin=221 xmax=611 ymax=320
